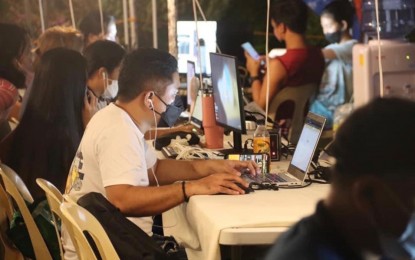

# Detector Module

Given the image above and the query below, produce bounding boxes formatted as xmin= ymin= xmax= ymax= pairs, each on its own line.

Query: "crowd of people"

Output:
xmin=1 ymin=0 xmax=414 ymax=259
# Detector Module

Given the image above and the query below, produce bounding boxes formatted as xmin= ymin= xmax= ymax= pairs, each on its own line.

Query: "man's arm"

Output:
xmin=149 ymin=159 xmax=259 ymax=185
xmin=255 ymin=59 xmax=287 ymax=110
xmin=105 ymin=172 xmax=247 ymax=217
xmin=322 ymin=48 xmax=337 ymax=60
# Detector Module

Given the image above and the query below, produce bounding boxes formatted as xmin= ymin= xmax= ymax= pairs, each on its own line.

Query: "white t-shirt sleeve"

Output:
xmin=144 ymin=141 xmax=158 ymax=170
xmin=97 ymin=124 xmax=150 ymax=187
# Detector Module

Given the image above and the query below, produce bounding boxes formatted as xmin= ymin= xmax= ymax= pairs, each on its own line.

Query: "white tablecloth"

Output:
xmin=163 ymin=184 xmax=330 ymax=260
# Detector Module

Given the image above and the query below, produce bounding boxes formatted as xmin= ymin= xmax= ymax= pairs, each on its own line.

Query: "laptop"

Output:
xmin=190 ymin=92 xmax=203 ymax=129
xmin=242 ymin=112 xmax=326 ymax=187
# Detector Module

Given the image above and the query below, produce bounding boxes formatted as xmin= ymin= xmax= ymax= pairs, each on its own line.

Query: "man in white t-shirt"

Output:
xmin=63 ymin=48 xmax=259 ymax=259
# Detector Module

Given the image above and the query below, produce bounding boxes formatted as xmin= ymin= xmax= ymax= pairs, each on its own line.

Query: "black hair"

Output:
xmin=330 ymin=97 xmax=415 ymax=181
xmin=4 ymin=48 xmax=87 ymax=199
xmin=270 ymin=0 xmax=308 ymax=34
xmin=0 ymin=23 xmax=28 ymax=89
xmin=321 ymin=0 xmax=355 ymax=30
xmin=117 ymin=48 xmax=178 ymax=103
xmin=84 ymin=40 xmax=126 ymax=77
xmin=79 ymin=10 xmax=115 ymax=39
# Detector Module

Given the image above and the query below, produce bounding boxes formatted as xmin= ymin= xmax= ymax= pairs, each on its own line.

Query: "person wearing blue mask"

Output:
xmin=310 ymin=0 xmax=357 ymax=129
xmin=266 ymin=97 xmax=415 ymax=260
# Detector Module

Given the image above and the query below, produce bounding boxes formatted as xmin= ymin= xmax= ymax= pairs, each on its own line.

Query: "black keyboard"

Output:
xmin=242 ymin=172 xmax=298 ymax=183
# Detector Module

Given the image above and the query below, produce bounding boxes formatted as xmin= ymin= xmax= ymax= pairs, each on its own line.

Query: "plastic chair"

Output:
xmin=60 ymin=196 xmax=119 ymax=260
xmin=36 ymin=178 xmax=67 ymax=259
xmin=0 ymin=164 xmax=53 ymax=260
xmin=268 ymin=83 xmax=317 ymax=144
xmin=0 ymin=182 xmax=23 ymax=260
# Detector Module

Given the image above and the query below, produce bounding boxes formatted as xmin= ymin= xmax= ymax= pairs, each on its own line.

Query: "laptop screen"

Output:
xmin=191 ymin=93 xmax=203 ymax=128
xmin=290 ymin=113 xmax=326 ymax=174
xmin=186 ymin=61 xmax=196 ymax=105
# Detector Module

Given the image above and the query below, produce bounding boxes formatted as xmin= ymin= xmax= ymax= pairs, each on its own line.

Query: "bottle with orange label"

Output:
xmin=253 ymin=125 xmax=270 ymax=179
xmin=253 ymin=125 xmax=270 ymax=154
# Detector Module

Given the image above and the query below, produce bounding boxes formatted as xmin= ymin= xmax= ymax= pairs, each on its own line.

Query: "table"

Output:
xmin=163 ymin=181 xmax=330 ymax=260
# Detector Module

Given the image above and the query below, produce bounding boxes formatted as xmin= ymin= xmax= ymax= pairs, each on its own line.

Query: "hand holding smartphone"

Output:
xmin=241 ymin=42 xmax=260 ymax=61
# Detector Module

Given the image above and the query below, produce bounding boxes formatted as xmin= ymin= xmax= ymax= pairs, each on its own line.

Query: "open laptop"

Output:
xmin=190 ymin=92 xmax=203 ymax=128
xmin=242 ymin=112 xmax=326 ymax=187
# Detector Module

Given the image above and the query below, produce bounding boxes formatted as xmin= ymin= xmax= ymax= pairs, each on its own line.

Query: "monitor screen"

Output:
xmin=186 ymin=61 xmax=196 ymax=105
xmin=177 ymin=21 xmax=217 ymax=75
xmin=210 ymin=53 xmax=246 ymax=133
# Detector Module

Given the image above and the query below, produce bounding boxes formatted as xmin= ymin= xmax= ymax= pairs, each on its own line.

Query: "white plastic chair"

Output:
xmin=268 ymin=83 xmax=317 ymax=144
xmin=0 ymin=182 xmax=23 ymax=260
xmin=60 ymin=196 xmax=119 ymax=260
xmin=36 ymin=178 xmax=68 ymax=259
xmin=0 ymin=164 xmax=52 ymax=260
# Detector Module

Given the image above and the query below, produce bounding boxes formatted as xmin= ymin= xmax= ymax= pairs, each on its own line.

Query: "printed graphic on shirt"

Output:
xmin=65 ymin=150 xmax=85 ymax=193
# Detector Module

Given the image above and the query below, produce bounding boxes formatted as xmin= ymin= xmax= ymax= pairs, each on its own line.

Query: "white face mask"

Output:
xmin=102 ymin=73 xmax=118 ymax=100
xmin=104 ymin=79 xmax=118 ymax=99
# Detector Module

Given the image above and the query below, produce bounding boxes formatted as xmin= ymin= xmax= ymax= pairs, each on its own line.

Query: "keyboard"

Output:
xmin=242 ymin=172 xmax=298 ymax=183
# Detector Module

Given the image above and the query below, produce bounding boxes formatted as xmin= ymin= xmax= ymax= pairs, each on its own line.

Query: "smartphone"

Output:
xmin=227 ymin=153 xmax=269 ymax=174
xmin=241 ymin=42 xmax=260 ymax=61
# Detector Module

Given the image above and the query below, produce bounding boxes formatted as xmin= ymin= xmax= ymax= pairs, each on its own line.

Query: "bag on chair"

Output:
xmin=77 ymin=192 xmax=178 ymax=260
xmin=7 ymin=198 xmax=61 ymax=260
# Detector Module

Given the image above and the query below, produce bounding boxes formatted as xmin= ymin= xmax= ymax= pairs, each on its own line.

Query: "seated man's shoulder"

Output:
xmin=265 ymin=215 xmax=320 ymax=260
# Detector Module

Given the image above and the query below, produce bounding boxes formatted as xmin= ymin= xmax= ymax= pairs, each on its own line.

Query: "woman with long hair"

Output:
xmin=1 ymin=48 xmax=87 ymax=200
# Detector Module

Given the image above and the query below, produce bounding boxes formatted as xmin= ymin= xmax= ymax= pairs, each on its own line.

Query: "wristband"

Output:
xmin=182 ymin=181 xmax=189 ymax=202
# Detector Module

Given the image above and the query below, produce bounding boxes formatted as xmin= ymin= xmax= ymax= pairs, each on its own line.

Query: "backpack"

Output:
xmin=77 ymin=192 xmax=178 ymax=260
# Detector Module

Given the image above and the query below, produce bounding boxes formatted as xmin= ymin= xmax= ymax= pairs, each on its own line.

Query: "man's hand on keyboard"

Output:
xmin=192 ymin=160 xmax=260 ymax=178
xmin=187 ymin=173 xmax=249 ymax=195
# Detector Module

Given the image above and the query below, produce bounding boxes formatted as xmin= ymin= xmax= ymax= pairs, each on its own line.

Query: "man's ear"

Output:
xmin=281 ymin=23 xmax=288 ymax=34
xmin=341 ymin=20 xmax=348 ymax=32
xmin=98 ymin=67 xmax=108 ymax=80
xmin=351 ymin=175 xmax=383 ymax=222
xmin=144 ymin=91 xmax=154 ymax=110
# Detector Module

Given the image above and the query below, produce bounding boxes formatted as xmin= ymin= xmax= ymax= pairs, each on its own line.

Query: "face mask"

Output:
xmin=153 ymin=93 xmax=183 ymax=127
xmin=324 ymin=30 xmax=342 ymax=44
xmin=102 ymin=79 xmax=118 ymax=100
xmin=377 ymin=187 xmax=415 ymax=259
xmin=102 ymin=71 xmax=118 ymax=100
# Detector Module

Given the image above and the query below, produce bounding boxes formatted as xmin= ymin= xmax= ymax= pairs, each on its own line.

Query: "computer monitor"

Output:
xmin=210 ymin=53 xmax=246 ymax=153
xmin=177 ymin=21 xmax=217 ymax=75
xmin=186 ymin=60 xmax=196 ymax=106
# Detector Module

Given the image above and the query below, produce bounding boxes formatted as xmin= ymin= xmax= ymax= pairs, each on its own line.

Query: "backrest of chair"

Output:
xmin=0 ymin=164 xmax=33 ymax=204
xmin=0 ymin=165 xmax=52 ymax=260
xmin=60 ymin=198 xmax=119 ymax=260
xmin=0 ymin=182 xmax=24 ymax=260
xmin=36 ymin=178 xmax=65 ymax=259
xmin=268 ymin=83 xmax=317 ymax=144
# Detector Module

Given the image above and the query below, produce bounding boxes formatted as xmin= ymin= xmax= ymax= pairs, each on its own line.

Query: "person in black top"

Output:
xmin=266 ymin=97 xmax=415 ymax=260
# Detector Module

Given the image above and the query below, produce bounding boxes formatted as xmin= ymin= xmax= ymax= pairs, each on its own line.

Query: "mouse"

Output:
xmin=235 ymin=182 xmax=254 ymax=194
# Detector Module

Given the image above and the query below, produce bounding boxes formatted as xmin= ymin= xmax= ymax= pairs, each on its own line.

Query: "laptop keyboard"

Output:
xmin=242 ymin=172 xmax=298 ymax=183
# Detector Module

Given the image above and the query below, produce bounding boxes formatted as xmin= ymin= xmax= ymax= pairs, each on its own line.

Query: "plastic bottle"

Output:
xmin=253 ymin=125 xmax=270 ymax=155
